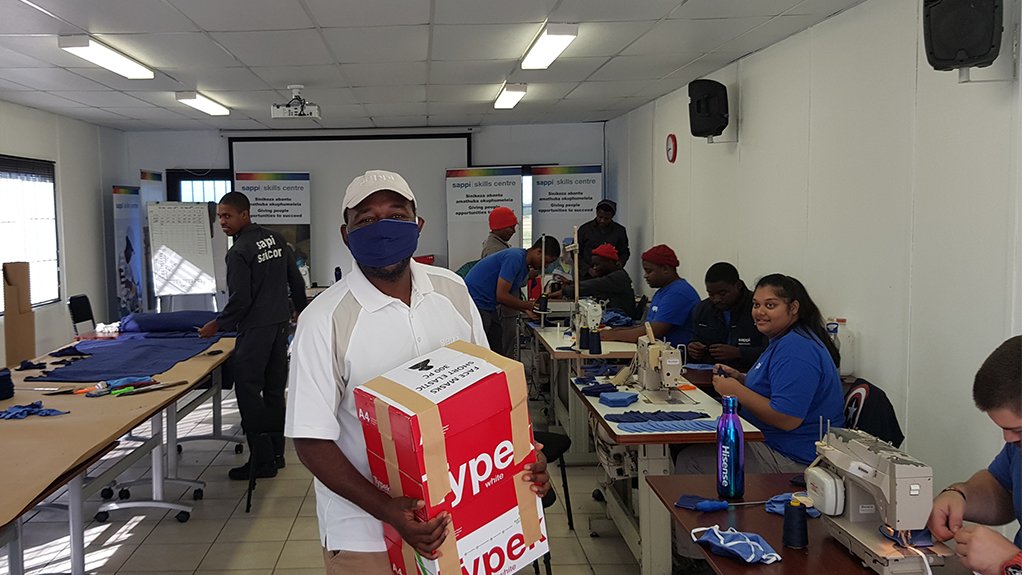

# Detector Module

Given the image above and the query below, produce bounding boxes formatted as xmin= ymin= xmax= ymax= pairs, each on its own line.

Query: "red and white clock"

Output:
xmin=666 ymin=133 xmax=678 ymax=163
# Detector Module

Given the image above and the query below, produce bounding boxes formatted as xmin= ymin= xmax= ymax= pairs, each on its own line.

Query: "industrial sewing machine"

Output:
xmin=807 ymin=427 xmax=955 ymax=575
xmin=635 ymin=324 xmax=686 ymax=391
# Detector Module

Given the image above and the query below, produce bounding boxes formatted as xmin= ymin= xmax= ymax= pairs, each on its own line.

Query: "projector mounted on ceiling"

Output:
xmin=271 ymin=84 xmax=320 ymax=119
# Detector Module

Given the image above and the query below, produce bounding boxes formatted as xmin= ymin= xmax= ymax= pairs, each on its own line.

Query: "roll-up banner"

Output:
xmin=445 ymin=167 xmax=523 ymax=272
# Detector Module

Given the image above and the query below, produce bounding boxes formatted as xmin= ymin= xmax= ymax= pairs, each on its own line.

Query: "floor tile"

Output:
xmin=217 ymin=517 xmax=296 ymax=542
xmin=146 ymin=518 xmax=227 ymax=544
xmin=275 ymin=539 xmax=324 ymax=569
xmin=253 ymin=479 xmax=312 ymax=499
xmin=232 ymin=497 xmax=303 ymax=519
xmin=287 ymin=516 xmax=320 ymax=541
xmin=119 ymin=542 xmax=210 ymax=572
xmin=179 ymin=497 xmax=244 ymax=521
xmin=198 ymin=541 xmax=285 ymax=571
xmin=578 ymin=535 xmax=636 ymax=564
xmin=196 ymin=570 xmax=271 ymax=575
xmin=547 ymin=536 xmax=588 ymax=565
xmin=297 ymin=497 xmax=317 ymax=517
xmin=592 ymin=564 xmax=639 ymax=575
xmin=84 ymin=519 xmax=158 ymax=547
xmin=530 ymin=565 xmax=594 ymax=575
xmin=273 ymin=569 xmax=325 ymax=575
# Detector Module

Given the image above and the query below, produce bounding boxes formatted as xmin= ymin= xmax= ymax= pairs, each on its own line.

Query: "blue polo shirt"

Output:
xmin=648 ymin=278 xmax=699 ymax=346
xmin=465 ymin=248 xmax=528 ymax=312
xmin=741 ymin=328 xmax=845 ymax=464
xmin=988 ymin=443 xmax=1022 ymax=546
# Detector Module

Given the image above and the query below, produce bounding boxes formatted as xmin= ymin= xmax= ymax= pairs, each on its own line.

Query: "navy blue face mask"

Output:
xmin=346 ymin=219 xmax=419 ymax=268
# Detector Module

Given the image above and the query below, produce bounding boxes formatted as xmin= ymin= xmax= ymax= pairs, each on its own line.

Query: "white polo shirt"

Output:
xmin=284 ymin=260 xmax=488 ymax=552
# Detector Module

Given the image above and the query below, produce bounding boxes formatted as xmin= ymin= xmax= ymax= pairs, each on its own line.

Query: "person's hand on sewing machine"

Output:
xmin=687 ymin=340 xmax=708 ymax=361
xmin=523 ymin=442 xmax=551 ymax=498
xmin=197 ymin=319 xmax=218 ymax=338
xmin=928 ymin=486 xmax=966 ymax=541
xmin=952 ymin=524 xmax=1019 ymax=575
xmin=708 ymin=343 xmax=741 ymax=362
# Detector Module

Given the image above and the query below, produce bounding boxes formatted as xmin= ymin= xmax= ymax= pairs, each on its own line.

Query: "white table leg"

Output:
xmin=639 ymin=444 xmax=671 ymax=575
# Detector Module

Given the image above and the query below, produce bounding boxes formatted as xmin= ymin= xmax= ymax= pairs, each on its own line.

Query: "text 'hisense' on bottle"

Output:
xmin=716 ymin=395 xmax=745 ymax=499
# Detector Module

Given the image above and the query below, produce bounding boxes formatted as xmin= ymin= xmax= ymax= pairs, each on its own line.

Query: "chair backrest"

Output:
xmin=632 ymin=294 xmax=649 ymax=321
xmin=843 ymin=378 xmax=905 ymax=447
xmin=67 ymin=294 xmax=95 ymax=336
xmin=455 ymin=259 xmax=479 ymax=279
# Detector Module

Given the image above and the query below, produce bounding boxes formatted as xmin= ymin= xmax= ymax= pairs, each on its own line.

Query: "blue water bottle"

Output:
xmin=717 ymin=395 xmax=745 ymax=499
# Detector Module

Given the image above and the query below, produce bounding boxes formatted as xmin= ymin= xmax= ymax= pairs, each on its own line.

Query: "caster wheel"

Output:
xmin=177 ymin=444 xmax=183 ymax=454
xmin=94 ymin=511 xmax=110 ymax=523
xmin=118 ymin=488 xmax=131 ymax=500
xmin=193 ymin=489 xmax=204 ymax=501
xmin=589 ymin=531 xmax=599 ymax=538
xmin=175 ymin=511 xmax=190 ymax=523
xmin=591 ymin=489 xmax=605 ymax=502
xmin=100 ymin=487 xmax=114 ymax=500
xmin=234 ymin=444 xmax=244 ymax=454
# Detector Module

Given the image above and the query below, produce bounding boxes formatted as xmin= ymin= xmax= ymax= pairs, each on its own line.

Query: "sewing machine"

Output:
xmin=575 ymin=298 xmax=604 ymax=335
xmin=636 ymin=327 xmax=685 ymax=392
xmin=807 ymin=428 xmax=954 ymax=575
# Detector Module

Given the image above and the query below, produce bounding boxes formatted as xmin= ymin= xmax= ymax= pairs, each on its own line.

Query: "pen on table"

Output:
xmin=15 ymin=386 xmax=61 ymax=391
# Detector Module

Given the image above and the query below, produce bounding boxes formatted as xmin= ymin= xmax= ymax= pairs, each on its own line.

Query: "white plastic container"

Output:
xmin=835 ymin=317 xmax=855 ymax=377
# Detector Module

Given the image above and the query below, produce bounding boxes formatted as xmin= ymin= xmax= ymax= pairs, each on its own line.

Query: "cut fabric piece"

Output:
xmin=599 ymin=391 xmax=638 ymax=407
xmin=765 ymin=493 xmax=821 ymax=518
xmin=50 ymin=345 xmax=91 ymax=357
xmin=879 ymin=526 xmax=934 ymax=548
xmin=580 ymin=383 xmax=617 ymax=396
xmin=27 ymin=337 xmax=218 ymax=382
xmin=684 ymin=363 xmax=716 ymax=371
xmin=0 ymin=401 xmax=69 ymax=419
xmin=605 ymin=410 xmax=709 ymax=423
xmin=691 ymin=525 xmax=781 ymax=564
xmin=618 ymin=419 xmax=717 ymax=433
xmin=15 ymin=360 xmax=47 ymax=371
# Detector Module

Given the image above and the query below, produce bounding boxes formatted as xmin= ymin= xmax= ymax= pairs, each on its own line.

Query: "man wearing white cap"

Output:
xmin=285 ymin=170 xmax=550 ymax=574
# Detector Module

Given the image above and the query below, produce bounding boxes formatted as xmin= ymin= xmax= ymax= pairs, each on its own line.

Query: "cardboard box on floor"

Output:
xmin=355 ymin=340 xmax=548 ymax=575
xmin=3 ymin=262 xmax=35 ymax=367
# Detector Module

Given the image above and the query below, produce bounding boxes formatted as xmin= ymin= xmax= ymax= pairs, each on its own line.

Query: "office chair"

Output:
xmin=67 ymin=294 xmax=95 ymax=336
xmin=530 ymin=430 xmax=574 ymax=575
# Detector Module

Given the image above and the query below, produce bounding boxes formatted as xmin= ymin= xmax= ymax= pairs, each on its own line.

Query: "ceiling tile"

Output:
xmin=588 ymin=54 xmax=700 ymax=81
xmin=32 ymin=0 xmax=200 ymax=33
xmin=0 ymin=68 xmax=109 ymax=91
xmin=0 ymin=45 xmax=52 ymax=68
xmin=340 ymin=62 xmax=427 ymax=86
xmin=622 ymin=17 xmax=770 ymax=55
xmin=211 ymin=30 xmax=334 ymax=66
xmin=427 ymin=85 xmax=501 ymax=103
xmin=434 ymin=0 xmax=556 ymax=24
xmin=51 ymin=90 xmax=153 ymax=107
xmin=96 ymin=119 xmax=159 ymax=131
xmin=144 ymin=118 xmax=217 ymax=130
xmin=0 ymin=0 xmax=79 ymax=34
xmin=202 ymin=89 xmax=281 ymax=111
xmin=560 ymin=22 xmax=657 ymax=59
xmin=99 ymin=107 xmax=188 ymax=120
xmin=252 ymin=65 xmax=348 ymax=89
xmin=550 ymin=0 xmax=685 ymax=22
xmin=168 ymin=0 xmax=313 ymax=31
xmin=0 ymin=91 xmax=88 ymax=108
xmin=124 ymin=91 xmax=183 ymax=107
xmin=372 ymin=114 xmax=427 ymax=127
xmin=61 ymin=107 xmax=133 ymax=121
xmin=428 ymin=113 xmax=483 ymax=126
xmin=172 ymin=67 xmax=273 ymax=91
xmin=353 ymin=85 xmax=425 ymax=103
xmin=304 ymin=0 xmax=430 ymax=27
xmin=364 ymin=102 xmax=427 ymax=116
xmin=431 ymin=24 xmax=542 ymax=61
xmin=712 ymin=14 xmax=826 ymax=59
xmin=429 ymin=60 xmax=515 ymax=85
xmin=0 ymin=36 xmax=98 ymax=68
xmin=631 ymin=76 xmax=690 ymax=98
xmin=427 ymin=101 xmax=493 ymax=115
xmin=261 ymin=117 xmax=324 ymax=129
xmin=508 ymin=57 xmax=610 ymax=83
xmin=672 ymin=0 xmax=804 ymax=18
xmin=201 ymin=117 xmax=270 ymax=130
xmin=789 ymin=0 xmax=868 ymax=16
xmin=316 ymin=115 xmax=375 ymax=129
xmin=68 ymin=68 xmax=187 ymax=91
xmin=565 ymin=80 xmax=649 ymax=99
xmin=316 ymin=104 xmax=370 ymax=118
xmin=321 ymin=26 xmax=428 ymax=63
xmin=98 ymin=33 xmax=238 ymax=68
xmin=0 ymin=78 xmax=31 ymax=91
xmin=297 ymin=87 xmax=359 ymax=106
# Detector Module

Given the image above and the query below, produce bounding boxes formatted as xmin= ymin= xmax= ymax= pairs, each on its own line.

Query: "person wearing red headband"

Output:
xmin=601 ymin=244 xmax=699 ymax=347
xmin=553 ymin=243 xmax=636 ymax=317
xmin=482 ymin=206 xmax=518 ymax=258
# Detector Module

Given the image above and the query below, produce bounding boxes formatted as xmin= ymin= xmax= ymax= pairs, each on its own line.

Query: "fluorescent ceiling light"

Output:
xmin=175 ymin=91 xmax=230 ymax=116
xmin=58 ymin=35 xmax=154 ymax=80
xmin=494 ymin=84 xmax=527 ymax=109
xmin=521 ymin=23 xmax=578 ymax=70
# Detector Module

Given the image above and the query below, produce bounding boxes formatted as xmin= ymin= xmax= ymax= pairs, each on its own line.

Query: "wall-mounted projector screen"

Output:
xmin=230 ymin=135 xmax=469 ymax=286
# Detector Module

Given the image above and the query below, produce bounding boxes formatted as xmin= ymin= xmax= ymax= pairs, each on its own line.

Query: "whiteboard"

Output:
xmin=147 ymin=202 xmax=217 ymax=296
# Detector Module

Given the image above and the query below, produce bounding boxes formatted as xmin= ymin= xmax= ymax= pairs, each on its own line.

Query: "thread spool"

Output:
xmin=782 ymin=499 xmax=809 ymax=549
xmin=536 ymin=295 xmax=549 ymax=312
xmin=588 ymin=331 xmax=602 ymax=355
xmin=578 ymin=327 xmax=590 ymax=351
xmin=0 ymin=368 xmax=13 ymax=400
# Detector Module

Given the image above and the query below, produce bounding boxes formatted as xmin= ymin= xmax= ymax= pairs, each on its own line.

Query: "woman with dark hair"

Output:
xmin=712 ymin=273 xmax=845 ymax=466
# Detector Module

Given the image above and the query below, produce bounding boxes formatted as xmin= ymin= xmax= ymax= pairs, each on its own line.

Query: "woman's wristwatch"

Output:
xmin=1003 ymin=550 xmax=1022 ymax=575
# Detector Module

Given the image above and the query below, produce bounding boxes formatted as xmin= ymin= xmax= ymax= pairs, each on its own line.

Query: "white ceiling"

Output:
xmin=0 ymin=0 xmax=866 ymax=131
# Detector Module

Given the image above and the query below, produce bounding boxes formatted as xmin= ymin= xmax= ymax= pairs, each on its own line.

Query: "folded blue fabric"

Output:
xmin=691 ymin=525 xmax=781 ymax=564
xmin=602 ymin=309 xmax=634 ymax=327
xmin=605 ymin=410 xmax=710 ymax=423
xmin=618 ymin=419 xmax=717 ymax=433
xmin=0 ymin=401 xmax=69 ymax=419
xmin=580 ymin=363 xmax=620 ymax=377
xmin=580 ymin=383 xmax=617 ymax=396
xmin=599 ymin=391 xmax=638 ymax=407
xmin=765 ymin=493 xmax=821 ymax=518
xmin=684 ymin=363 xmax=716 ymax=371
xmin=120 ymin=310 xmax=218 ymax=333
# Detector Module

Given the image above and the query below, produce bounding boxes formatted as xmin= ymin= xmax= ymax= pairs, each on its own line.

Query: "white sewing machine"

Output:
xmin=635 ymin=323 xmax=687 ymax=392
xmin=807 ymin=428 xmax=955 ymax=575
xmin=575 ymin=298 xmax=604 ymax=334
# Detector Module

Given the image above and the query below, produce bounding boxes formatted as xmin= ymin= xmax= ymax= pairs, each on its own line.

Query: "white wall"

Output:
xmin=472 ymin=123 xmax=604 ymax=167
xmin=0 ymin=100 xmax=108 ymax=360
xmin=606 ymin=0 xmax=1021 ymax=490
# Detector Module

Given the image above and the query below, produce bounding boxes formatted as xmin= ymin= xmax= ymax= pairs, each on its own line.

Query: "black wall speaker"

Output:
xmin=689 ymin=79 xmax=728 ymax=138
xmin=924 ymin=0 xmax=1002 ymax=70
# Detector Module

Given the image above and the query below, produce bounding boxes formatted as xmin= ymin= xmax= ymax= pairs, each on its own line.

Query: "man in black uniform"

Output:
xmin=199 ymin=191 xmax=306 ymax=480
xmin=577 ymin=199 xmax=629 ymax=278
xmin=687 ymin=262 xmax=766 ymax=371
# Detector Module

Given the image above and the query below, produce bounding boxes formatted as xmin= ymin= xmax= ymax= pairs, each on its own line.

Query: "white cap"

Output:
xmin=342 ymin=170 xmax=415 ymax=210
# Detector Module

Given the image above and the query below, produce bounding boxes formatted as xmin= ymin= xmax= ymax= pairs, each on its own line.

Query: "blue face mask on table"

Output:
xmin=346 ymin=219 xmax=419 ymax=268
xmin=765 ymin=493 xmax=821 ymax=518
xmin=690 ymin=525 xmax=782 ymax=564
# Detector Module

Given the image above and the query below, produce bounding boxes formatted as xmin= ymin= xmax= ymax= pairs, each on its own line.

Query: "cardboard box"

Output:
xmin=355 ymin=340 xmax=548 ymax=575
xmin=3 ymin=262 xmax=35 ymax=367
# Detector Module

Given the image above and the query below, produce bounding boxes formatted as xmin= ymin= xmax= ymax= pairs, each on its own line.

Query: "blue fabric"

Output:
xmin=580 ymin=383 xmax=617 ymax=396
xmin=605 ymin=410 xmax=709 ymax=423
xmin=346 ymin=219 xmax=419 ymax=268
xmin=741 ymin=328 xmax=845 ymax=464
xmin=580 ymin=363 xmax=620 ymax=377
xmin=619 ymin=419 xmax=717 ymax=433
xmin=878 ymin=527 xmax=934 ymax=547
xmin=691 ymin=525 xmax=781 ymax=564
xmin=0 ymin=401 xmax=69 ymax=419
xmin=648 ymin=278 xmax=699 ymax=346
xmin=675 ymin=495 xmax=730 ymax=512
xmin=764 ymin=493 xmax=821 ymax=518
xmin=120 ymin=311 xmax=218 ymax=333
xmin=684 ymin=363 xmax=716 ymax=371
xmin=599 ymin=391 xmax=638 ymax=407
xmin=465 ymin=248 xmax=528 ymax=312
xmin=602 ymin=309 xmax=633 ymax=327
xmin=25 ymin=337 xmax=218 ymax=382
xmin=50 ymin=345 xmax=90 ymax=357
xmin=988 ymin=443 xmax=1022 ymax=547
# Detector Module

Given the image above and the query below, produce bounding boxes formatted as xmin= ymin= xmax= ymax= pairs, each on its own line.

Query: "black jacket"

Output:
xmin=690 ymin=288 xmax=766 ymax=371
xmin=217 ymin=224 xmax=306 ymax=332
xmin=577 ymin=219 xmax=630 ymax=268
xmin=578 ymin=268 xmax=636 ymax=317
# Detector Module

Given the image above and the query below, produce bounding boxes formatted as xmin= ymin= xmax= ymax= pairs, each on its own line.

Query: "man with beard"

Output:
xmin=284 ymin=170 xmax=551 ymax=574
xmin=199 ymin=191 xmax=306 ymax=480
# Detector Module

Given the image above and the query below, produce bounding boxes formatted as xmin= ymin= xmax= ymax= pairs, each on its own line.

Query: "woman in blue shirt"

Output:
xmin=713 ymin=273 xmax=845 ymax=466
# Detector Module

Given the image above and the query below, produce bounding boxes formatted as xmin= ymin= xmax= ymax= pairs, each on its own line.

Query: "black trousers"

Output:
xmin=479 ymin=308 xmax=503 ymax=356
xmin=232 ymin=322 xmax=288 ymax=466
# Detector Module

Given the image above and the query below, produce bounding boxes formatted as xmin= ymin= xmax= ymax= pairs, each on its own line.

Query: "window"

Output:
xmin=166 ymin=169 xmax=233 ymax=203
xmin=0 ymin=155 xmax=60 ymax=313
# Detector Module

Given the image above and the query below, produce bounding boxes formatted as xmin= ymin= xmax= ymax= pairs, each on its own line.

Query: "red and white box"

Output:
xmin=355 ymin=340 xmax=548 ymax=575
